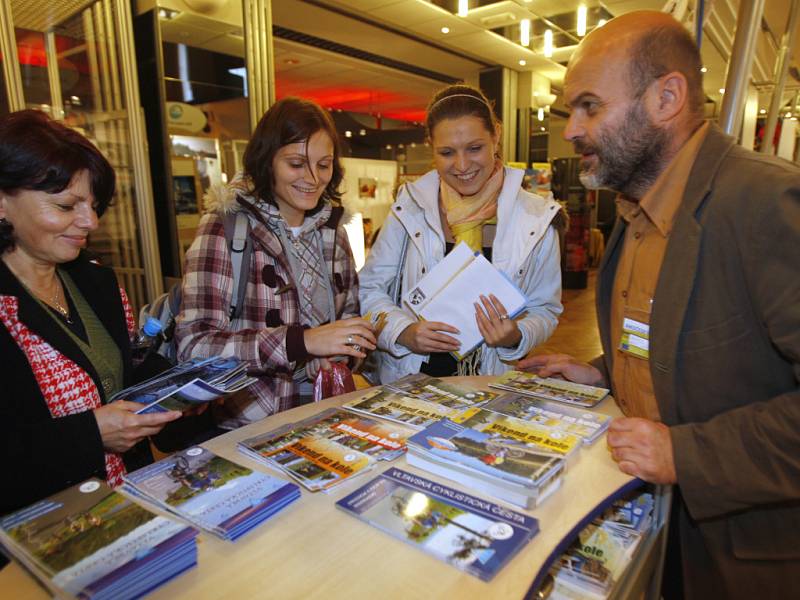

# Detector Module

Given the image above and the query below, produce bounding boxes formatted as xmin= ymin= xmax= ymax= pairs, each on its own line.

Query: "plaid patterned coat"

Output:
xmin=175 ymin=181 xmax=359 ymax=428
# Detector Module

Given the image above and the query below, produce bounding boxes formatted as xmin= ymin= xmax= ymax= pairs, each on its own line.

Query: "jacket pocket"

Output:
xmin=729 ymin=504 xmax=800 ymax=560
xmin=679 ymin=313 xmax=751 ymax=353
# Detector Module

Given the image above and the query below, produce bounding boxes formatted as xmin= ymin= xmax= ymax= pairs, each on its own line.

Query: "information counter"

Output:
xmin=0 ymin=377 xmax=669 ymax=599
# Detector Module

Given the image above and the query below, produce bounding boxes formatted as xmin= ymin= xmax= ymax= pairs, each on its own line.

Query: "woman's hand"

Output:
xmin=475 ymin=294 xmax=522 ymax=348
xmin=303 ymin=317 xmax=376 ymax=360
xmin=397 ymin=321 xmax=461 ymax=354
xmin=94 ymin=402 xmax=182 ymax=453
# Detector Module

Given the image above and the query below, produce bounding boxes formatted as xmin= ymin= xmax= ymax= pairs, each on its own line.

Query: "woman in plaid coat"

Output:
xmin=175 ymin=98 xmax=375 ymax=428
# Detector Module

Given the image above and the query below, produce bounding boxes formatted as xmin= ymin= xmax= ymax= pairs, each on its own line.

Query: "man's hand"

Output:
xmin=607 ymin=417 xmax=677 ymax=484
xmin=516 ymin=353 xmax=605 ymax=386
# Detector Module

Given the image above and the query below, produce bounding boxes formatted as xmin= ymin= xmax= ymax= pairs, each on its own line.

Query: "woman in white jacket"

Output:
xmin=359 ymin=84 xmax=563 ymax=384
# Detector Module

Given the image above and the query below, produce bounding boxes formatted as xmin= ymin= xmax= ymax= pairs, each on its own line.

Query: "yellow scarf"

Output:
xmin=440 ymin=161 xmax=504 ymax=252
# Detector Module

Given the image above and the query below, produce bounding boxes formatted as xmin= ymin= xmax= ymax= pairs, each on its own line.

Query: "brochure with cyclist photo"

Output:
xmin=122 ymin=447 xmax=300 ymax=540
xmin=111 ymin=356 xmax=258 ymax=414
xmin=489 ymin=370 xmax=609 ymax=408
xmin=336 ymin=467 xmax=539 ymax=581
xmin=343 ymin=388 xmax=462 ymax=430
xmin=385 ymin=373 xmax=496 ymax=409
xmin=0 ymin=479 xmax=197 ymax=600
xmin=403 ymin=241 xmax=527 ymax=359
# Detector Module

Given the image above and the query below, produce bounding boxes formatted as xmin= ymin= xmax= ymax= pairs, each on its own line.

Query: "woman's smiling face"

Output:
xmin=431 ymin=115 xmax=498 ymax=196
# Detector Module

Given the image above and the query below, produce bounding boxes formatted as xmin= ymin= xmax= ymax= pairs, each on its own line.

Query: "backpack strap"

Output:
xmin=222 ymin=211 xmax=252 ymax=320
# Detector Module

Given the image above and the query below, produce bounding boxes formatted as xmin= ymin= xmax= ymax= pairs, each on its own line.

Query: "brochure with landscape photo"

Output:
xmin=337 ymin=467 xmax=539 ymax=581
xmin=482 ymin=393 xmax=610 ymax=444
xmin=343 ymin=388 xmax=462 ymax=430
xmin=238 ymin=408 xmax=413 ymax=464
xmin=489 ymin=370 xmax=609 ymax=408
xmin=112 ymin=356 xmax=257 ymax=414
xmin=122 ymin=447 xmax=300 ymax=540
xmin=385 ymin=374 xmax=496 ymax=409
xmin=0 ymin=479 xmax=197 ymax=600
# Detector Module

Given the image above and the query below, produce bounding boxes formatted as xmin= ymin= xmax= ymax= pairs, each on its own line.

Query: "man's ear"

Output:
xmin=647 ymin=72 xmax=688 ymax=124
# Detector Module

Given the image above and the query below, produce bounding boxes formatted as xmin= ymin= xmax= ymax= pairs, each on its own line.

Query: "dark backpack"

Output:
xmin=138 ymin=211 xmax=252 ymax=363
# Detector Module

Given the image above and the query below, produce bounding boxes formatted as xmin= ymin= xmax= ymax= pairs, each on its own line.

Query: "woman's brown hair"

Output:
xmin=425 ymin=84 xmax=500 ymax=140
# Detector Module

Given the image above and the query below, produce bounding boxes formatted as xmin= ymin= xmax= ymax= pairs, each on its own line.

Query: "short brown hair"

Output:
xmin=425 ymin=84 xmax=499 ymax=139
xmin=243 ymin=97 xmax=343 ymax=212
xmin=627 ymin=25 xmax=705 ymax=120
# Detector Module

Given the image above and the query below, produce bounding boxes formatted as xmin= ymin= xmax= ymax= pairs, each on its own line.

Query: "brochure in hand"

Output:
xmin=122 ymin=447 xmax=300 ymax=540
xmin=336 ymin=467 xmax=539 ymax=581
xmin=403 ymin=242 xmax=527 ymax=359
xmin=406 ymin=418 xmax=565 ymax=509
xmin=239 ymin=408 xmax=413 ymax=464
xmin=454 ymin=408 xmax=582 ymax=459
xmin=343 ymin=388 xmax=463 ymax=430
xmin=481 ymin=393 xmax=610 ymax=445
xmin=489 ymin=370 xmax=609 ymax=408
xmin=0 ymin=479 xmax=197 ymax=600
xmin=385 ymin=373 xmax=496 ymax=409
xmin=112 ymin=356 xmax=257 ymax=414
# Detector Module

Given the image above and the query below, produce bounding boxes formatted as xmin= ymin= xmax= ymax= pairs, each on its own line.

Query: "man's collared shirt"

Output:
xmin=610 ymin=122 xmax=709 ymax=420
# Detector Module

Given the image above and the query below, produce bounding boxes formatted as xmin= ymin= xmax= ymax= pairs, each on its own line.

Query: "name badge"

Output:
xmin=619 ymin=317 xmax=650 ymax=360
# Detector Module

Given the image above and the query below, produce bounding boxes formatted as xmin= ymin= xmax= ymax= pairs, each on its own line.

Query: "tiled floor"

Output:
xmin=527 ymin=269 xmax=601 ymax=363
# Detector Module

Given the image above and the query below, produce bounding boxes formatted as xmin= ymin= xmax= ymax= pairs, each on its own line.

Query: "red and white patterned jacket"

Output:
xmin=175 ymin=181 xmax=359 ymax=428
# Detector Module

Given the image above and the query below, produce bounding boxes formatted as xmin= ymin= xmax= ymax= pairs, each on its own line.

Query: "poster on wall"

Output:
xmin=358 ymin=177 xmax=377 ymax=199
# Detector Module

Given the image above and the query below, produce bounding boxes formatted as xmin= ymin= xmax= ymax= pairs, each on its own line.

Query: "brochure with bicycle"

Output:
xmin=122 ymin=447 xmax=300 ymax=540
xmin=343 ymin=388 xmax=462 ymax=430
xmin=336 ymin=467 xmax=539 ymax=581
xmin=385 ymin=373 xmax=496 ymax=409
xmin=111 ymin=356 xmax=257 ymax=414
xmin=0 ymin=479 xmax=197 ymax=600
xmin=403 ymin=242 xmax=527 ymax=359
xmin=490 ymin=370 xmax=609 ymax=408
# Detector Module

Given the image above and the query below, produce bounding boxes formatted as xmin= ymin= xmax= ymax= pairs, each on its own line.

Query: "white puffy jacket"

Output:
xmin=359 ymin=167 xmax=563 ymax=384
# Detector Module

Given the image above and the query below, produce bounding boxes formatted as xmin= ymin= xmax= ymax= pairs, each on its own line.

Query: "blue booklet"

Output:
xmin=337 ymin=467 xmax=539 ymax=581
xmin=111 ymin=356 xmax=257 ymax=414
xmin=123 ymin=447 xmax=300 ymax=541
xmin=0 ymin=479 xmax=197 ymax=600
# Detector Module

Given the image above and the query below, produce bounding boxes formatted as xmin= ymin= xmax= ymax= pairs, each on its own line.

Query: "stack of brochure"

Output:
xmin=481 ymin=393 xmax=611 ymax=445
xmin=122 ymin=447 xmax=300 ymax=540
xmin=112 ymin=356 xmax=257 ymax=414
xmin=490 ymin=370 xmax=609 ymax=408
xmin=238 ymin=408 xmax=414 ymax=492
xmin=549 ymin=491 xmax=655 ymax=599
xmin=337 ymin=468 xmax=539 ymax=581
xmin=406 ymin=418 xmax=565 ymax=508
xmin=453 ymin=407 xmax=583 ymax=460
xmin=344 ymin=375 xmax=492 ymax=430
xmin=0 ymin=479 xmax=197 ymax=600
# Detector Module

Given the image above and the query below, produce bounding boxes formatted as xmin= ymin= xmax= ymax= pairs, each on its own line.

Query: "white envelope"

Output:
xmin=404 ymin=241 xmax=527 ymax=358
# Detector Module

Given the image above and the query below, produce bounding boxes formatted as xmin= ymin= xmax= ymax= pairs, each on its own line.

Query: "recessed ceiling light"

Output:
xmin=359 ymin=129 xmax=367 ymax=136
xmin=344 ymin=131 xmax=352 ymax=138
xmin=544 ymin=29 xmax=554 ymax=58
xmin=441 ymin=26 xmax=450 ymax=34
xmin=759 ymin=108 xmax=766 ymax=114
xmin=786 ymin=112 xmax=793 ymax=118
xmin=540 ymin=126 xmax=546 ymax=131
xmin=520 ymin=19 xmax=531 ymax=47
xmin=519 ymin=59 xmax=527 ymax=66
xmin=700 ymin=66 xmax=708 ymax=73
xmin=577 ymin=5 xmax=587 ymax=37
xmin=284 ymin=58 xmax=299 ymax=65
xmin=719 ymin=88 xmax=725 ymax=94
xmin=597 ymin=19 xmax=607 ymax=27
xmin=386 ymin=144 xmax=392 ymax=150
xmin=457 ymin=0 xmax=468 ymax=17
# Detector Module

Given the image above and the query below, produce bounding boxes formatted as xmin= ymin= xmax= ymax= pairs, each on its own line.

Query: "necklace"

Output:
xmin=50 ymin=283 xmax=73 ymax=324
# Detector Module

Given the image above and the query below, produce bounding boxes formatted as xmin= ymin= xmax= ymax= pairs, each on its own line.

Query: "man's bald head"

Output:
xmin=572 ymin=11 xmax=705 ymax=122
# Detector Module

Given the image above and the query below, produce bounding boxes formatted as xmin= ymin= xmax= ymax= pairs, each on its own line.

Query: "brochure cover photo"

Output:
xmin=337 ymin=468 xmax=539 ymax=581
xmin=0 ymin=479 xmax=197 ymax=600
xmin=123 ymin=447 xmax=300 ymax=540
xmin=344 ymin=388 xmax=462 ymax=429
xmin=385 ymin=374 xmax=496 ymax=409
xmin=490 ymin=371 xmax=609 ymax=408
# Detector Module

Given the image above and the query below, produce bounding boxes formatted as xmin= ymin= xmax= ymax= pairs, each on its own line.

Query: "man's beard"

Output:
xmin=575 ymin=103 xmax=670 ymax=198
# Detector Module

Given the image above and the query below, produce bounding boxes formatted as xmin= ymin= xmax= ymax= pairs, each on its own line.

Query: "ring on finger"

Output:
xmin=346 ymin=335 xmax=354 ymax=345
xmin=499 ymin=313 xmax=509 ymax=320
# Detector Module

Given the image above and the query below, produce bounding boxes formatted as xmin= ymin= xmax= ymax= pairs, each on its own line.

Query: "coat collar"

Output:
xmin=0 ymin=256 xmax=131 ymax=397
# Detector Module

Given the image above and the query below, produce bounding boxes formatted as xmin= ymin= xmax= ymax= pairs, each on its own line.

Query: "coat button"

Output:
xmin=622 ymin=290 xmax=628 ymax=298
xmin=634 ymin=231 xmax=642 ymax=240
xmin=395 ymin=206 xmax=402 ymax=211
xmin=518 ymin=269 xmax=523 ymax=275
xmin=530 ymin=231 xmax=535 ymax=235
xmin=414 ymin=232 xmax=421 ymax=238
xmin=421 ymin=267 xmax=426 ymax=274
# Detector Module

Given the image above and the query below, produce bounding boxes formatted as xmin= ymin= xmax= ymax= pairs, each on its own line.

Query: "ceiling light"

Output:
xmin=398 ymin=144 xmax=405 ymax=149
xmin=598 ymin=19 xmax=607 ymax=27
xmin=441 ymin=26 xmax=450 ymax=34
xmin=411 ymin=142 xmax=416 ymax=147
xmin=519 ymin=59 xmax=527 ymax=66
xmin=520 ymin=18 xmax=531 ymax=47
xmin=544 ymin=29 xmax=554 ymax=58
xmin=785 ymin=112 xmax=792 ymax=118
xmin=792 ymin=117 xmax=798 ymax=121
xmin=700 ymin=66 xmax=707 ymax=73
xmin=537 ymin=107 xmax=544 ymax=121
xmin=719 ymin=88 xmax=725 ymax=94
xmin=158 ymin=8 xmax=180 ymax=20
xmin=759 ymin=108 xmax=766 ymax=114
xmin=386 ymin=144 xmax=392 ymax=150
xmin=577 ymin=5 xmax=587 ymax=37
xmin=457 ymin=0 xmax=468 ymax=17
xmin=540 ymin=126 xmax=546 ymax=131
xmin=344 ymin=131 xmax=352 ymax=138
xmin=359 ymin=129 xmax=367 ymax=136
xmin=284 ymin=58 xmax=299 ymax=65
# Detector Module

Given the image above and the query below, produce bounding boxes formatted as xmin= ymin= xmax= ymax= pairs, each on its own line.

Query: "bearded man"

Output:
xmin=520 ymin=10 xmax=800 ymax=599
